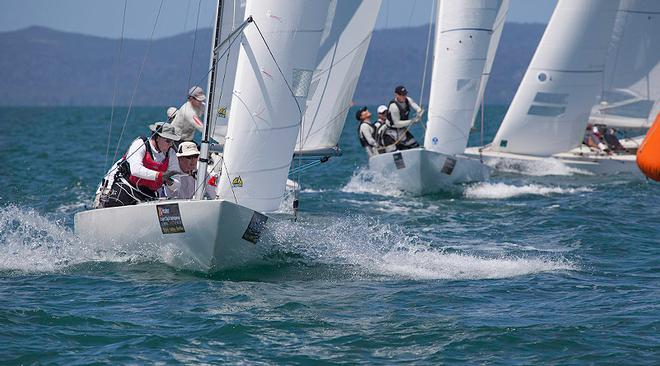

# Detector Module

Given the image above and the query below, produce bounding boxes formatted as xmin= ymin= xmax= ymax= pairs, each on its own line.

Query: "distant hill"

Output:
xmin=0 ymin=23 xmax=545 ymax=107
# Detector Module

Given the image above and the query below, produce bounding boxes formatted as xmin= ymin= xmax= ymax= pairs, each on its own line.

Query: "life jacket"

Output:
xmin=123 ymin=137 xmax=170 ymax=191
xmin=357 ymin=121 xmax=376 ymax=147
xmin=387 ymin=98 xmax=411 ymax=125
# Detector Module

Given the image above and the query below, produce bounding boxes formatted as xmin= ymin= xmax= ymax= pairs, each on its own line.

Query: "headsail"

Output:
xmin=589 ymin=0 xmax=660 ymax=129
xmin=424 ymin=0 xmax=510 ymax=155
xmin=294 ymin=0 xmax=381 ymax=155
xmin=216 ymin=0 xmax=330 ymax=212
xmin=491 ymin=0 xmax=620 ymax=156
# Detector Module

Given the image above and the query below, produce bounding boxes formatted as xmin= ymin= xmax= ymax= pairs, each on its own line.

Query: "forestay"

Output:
xmin=216 ymin=0 xmax=330 ymax=213
xmin=492 ymin=0 xmax=620 ymax=156
xmin=424 ymin=0 xmax=509 ymax=155
xmin=589 ymin=0 xmax=660 ymax=129
xmin=209 ymin=0 xmax=246 ymax=145
xmin=294 ymin=0 xmax=381 ymax=155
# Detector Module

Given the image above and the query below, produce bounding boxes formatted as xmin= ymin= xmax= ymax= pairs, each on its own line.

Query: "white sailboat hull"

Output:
xmin=464 ymin=146 xmax=643 ymax=177
xmin=74 ymin=200 xmax=270 ymax=272
xmin=368 ymin=148 xmax=490 ymax=195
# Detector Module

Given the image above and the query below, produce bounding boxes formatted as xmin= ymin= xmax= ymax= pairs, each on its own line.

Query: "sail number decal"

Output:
xmin=156 ymin=203 xmax=185 ymax=234
xmin=242 ymin=212 xmax=268 ymax=244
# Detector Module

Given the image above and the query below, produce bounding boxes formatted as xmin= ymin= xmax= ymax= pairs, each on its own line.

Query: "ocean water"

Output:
xmin=1 ymin=106 xmax=658 ymax=364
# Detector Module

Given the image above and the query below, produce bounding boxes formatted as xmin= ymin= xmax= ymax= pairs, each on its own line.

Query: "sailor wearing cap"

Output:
xmin=375 ymin=105 xmax=397 ymax=153
xmin=386 ymin=85 xmax=423 ymax=150
xmin=97 ymin=122 xmax=182 ymax=208
xmin=355 ymin=107 xmax=380 ymax=156
xmin=162 ymin=142 xmax=215 ymax=199
xmin=171 ymin=85 xmax=206 ymax=142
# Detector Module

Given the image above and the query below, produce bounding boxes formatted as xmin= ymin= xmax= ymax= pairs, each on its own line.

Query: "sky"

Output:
xmin=0 ymin=0 xmax=556 ymax=39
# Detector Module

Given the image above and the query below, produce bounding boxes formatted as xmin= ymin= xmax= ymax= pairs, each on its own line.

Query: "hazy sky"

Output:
xmin=0 ymin=0 xmax=556 ymax=39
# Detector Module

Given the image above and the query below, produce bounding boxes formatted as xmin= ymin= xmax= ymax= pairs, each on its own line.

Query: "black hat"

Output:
xmin=355 ymin=106 xmax=368 ymax=121
xmin=394 ymin=85 xmax=408 ymax=95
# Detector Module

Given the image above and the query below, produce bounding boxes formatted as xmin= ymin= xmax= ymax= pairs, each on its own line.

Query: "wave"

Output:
xmin=264 ymin=215 xmax=575 ymax=280
xmin=464 ymin=182 xmax=593 ymax=199
xmin=341 ymin=168 xmax=405 ymax=197
xmin=487 ymin=157 xmax=593 ymax=176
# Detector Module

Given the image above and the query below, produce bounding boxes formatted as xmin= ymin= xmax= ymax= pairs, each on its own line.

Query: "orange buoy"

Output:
xmin=637 ymin=113 xmax=660 ymax=181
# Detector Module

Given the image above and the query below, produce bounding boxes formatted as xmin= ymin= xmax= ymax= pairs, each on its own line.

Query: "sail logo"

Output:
xmin=232 ymin=176 xmax=243 ymax=187
xmin=432 ymin=137 xmax=438 ymax=145
xmin=217 ymin=107 xmax=227 ymax=118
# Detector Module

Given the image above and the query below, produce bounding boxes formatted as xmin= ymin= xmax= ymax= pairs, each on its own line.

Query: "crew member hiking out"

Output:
xmin=96 ymin=122 xmax=181 ymax=208
xmin=171 ymin=85 xmax=206 ymax=142
xmin=387 ymin=85 xmax=423 ymax=150
xmin=356 ymin=106 xmax=380 ymax=156
xmin=376 ymin=104 xmax=397 ymax=153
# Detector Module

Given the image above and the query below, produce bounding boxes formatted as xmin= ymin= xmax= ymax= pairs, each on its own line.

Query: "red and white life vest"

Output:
xmin=127 ymin=137 xmax=170 ymax=191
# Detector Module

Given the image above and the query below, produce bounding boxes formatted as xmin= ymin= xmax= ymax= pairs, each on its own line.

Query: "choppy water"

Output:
xmin=1 ymin=106 xmax=658 ymax=364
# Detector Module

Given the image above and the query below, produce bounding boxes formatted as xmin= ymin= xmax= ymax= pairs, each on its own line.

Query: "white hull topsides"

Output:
xmin=464 ymin=144 xmax=643 ymax=177
xmin=74 ymin=200 xmax=270 ymax=272
xmin=369 ymin=148 xmax=490 ymax=195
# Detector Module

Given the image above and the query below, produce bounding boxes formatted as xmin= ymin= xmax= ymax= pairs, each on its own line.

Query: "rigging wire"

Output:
xmin=103 ymin=0 xmax=128 ymax=174
xmin=111 ymin=0 xmax=165 ymax=165
xmin=417 ymin=0 xmax=436 ymax=132
xmin=186 ymin=0 xmax=203 ymax=95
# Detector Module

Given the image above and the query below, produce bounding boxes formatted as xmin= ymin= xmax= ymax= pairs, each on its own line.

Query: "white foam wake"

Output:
xmin=464 ymin=182 xmax=593 ymax=199
xmin=0 ymin=206 xmax=184 ymax=273
xmin=488 ymin=157 xmax=593 ymax=176
xmin=265 ymin=215 xmax=575 ymax=280
xmin=341 ymin=168 xmax=404 ymax=197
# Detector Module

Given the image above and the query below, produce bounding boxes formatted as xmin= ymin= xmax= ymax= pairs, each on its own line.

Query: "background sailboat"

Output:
xmin=369 ymin=0 xmax=509 ymax=194
xmin=466 ymin=0 xmax=657 ymax=176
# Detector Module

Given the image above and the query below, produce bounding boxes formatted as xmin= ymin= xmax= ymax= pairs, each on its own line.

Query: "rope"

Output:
xmin=103 ymin=0 xmax=127 ymax=174
xmin=111 ymin=0 xmax=165 ymax=165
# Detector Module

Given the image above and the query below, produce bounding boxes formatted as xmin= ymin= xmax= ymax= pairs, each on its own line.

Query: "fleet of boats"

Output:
xmin=75 ymin=0 xmax=658 ymax=273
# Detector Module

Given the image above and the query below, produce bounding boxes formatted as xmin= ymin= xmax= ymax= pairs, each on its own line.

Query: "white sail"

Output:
xmin=471 ymin=1 xmax=508 ymax=129
xmin=491 ymin=0 xmax=620 ymax=156
xmin=424 ymin=0 xmax=509 ymax=155
xmin=589 ymin=0 xmax=660 ymax=129
xmin=216 ymin=0 xmax=330 ymax=212
xmin=209 ymin=0 xmax=246 ymax=145
xmin=294 ymin=0 xmax=381 ymax=155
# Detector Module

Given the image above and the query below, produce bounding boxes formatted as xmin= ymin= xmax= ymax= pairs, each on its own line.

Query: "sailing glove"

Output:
xmin=162 ymin=170 xmax=178 ymax=185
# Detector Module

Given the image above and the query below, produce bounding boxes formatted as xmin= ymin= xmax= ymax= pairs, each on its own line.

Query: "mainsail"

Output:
xmin=209 ymin=0 xmax=246 ymax=145
xmin=424 ymin=0 xmax=509 ymax=155
xmin=216 ymin=0 xmax=330 ymax=212
xmin=491 ymin=0 xmax=620 ymax=156
xmin=589 ymin=0 xmax=660 ymax=129
xmin=294 ymin=0 xmax=381 ymax=156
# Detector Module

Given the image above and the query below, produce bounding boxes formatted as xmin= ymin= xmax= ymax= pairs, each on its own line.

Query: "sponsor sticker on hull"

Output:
xmin=156 ymin=203 xmax=185 ymax=234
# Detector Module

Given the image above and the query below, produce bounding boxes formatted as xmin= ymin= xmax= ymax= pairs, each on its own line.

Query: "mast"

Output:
xmin=195 ymin=0 xmax=223 ymax=200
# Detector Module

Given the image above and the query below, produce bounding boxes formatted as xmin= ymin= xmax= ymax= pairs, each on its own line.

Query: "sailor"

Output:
xmin=166 ymin=106 xmax=178 ymax=123
xmin=171 ymin=85 xmax=206 ymax=142
xmin=356 ymin=106 xmax=380 ymax=156
xmin=583 ymin=123 xmax=609 ymax=153
xmin=387 ymin=85 xmax=423 ymax=150
xmin=163 ymin=142 xmax=217 ymax=199
xmin=98 ymin=122 xmax=181 ymax=208
xmin=375 ymin=104 xmax=397 ymax=153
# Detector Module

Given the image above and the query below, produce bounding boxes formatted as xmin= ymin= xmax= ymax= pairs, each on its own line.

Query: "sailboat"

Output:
xmin=465 ymin=0 xmax=658 ymax=176
xmin=75 ymin=0 xmax=332 ymax=272
xmin=368 ymin=0 xmax=509 ymax=195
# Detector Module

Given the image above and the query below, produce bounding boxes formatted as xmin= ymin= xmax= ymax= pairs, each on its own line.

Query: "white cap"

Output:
xmin=166 ymin=107 xmax=178 ymax=119
xmin=176 ymin=141 xmax=200 ymax=157
xmin=377 ymin=105 xmax=388 ymax=114
xmin=188 ymin=85 xmax=206 ymax=102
